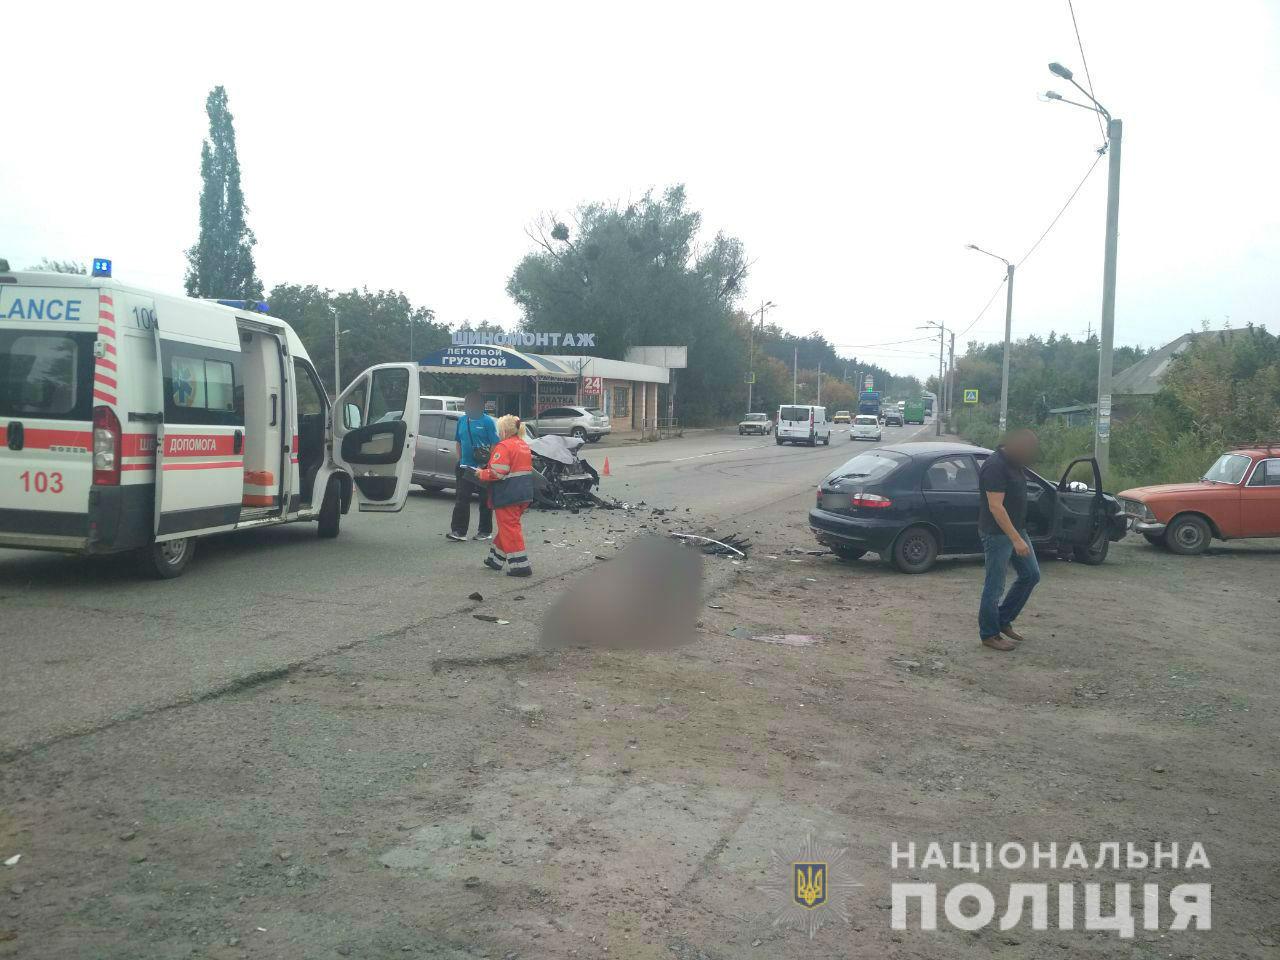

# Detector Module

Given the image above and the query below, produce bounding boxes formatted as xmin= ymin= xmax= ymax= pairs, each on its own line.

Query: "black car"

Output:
xmin=882 ymin=409 xmax=905 ymax=427
xmin=808 ymin=442 xmax=1128 ymax=573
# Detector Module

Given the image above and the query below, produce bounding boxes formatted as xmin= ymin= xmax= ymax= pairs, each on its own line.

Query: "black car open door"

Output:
xmin=1054 ymin=457 xmax=1108 ymax=555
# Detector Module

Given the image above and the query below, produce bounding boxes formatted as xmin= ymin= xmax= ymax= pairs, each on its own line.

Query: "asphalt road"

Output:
xmin=0 ymin=420 xmax=926 ymax=754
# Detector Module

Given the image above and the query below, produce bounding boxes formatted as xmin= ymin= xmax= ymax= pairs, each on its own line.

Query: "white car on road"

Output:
xmin=850 ymin=414 xmax=883 ymax=441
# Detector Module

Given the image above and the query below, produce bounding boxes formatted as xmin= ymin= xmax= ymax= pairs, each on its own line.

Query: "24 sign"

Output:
xmin=963 ymin=389 xmax=979 ymax=404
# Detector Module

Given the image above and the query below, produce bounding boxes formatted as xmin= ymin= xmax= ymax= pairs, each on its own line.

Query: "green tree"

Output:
xmin=507 ymin=186 xmax=750 ymax=424
xmin=267 ymin=284 xmax=447 ymax=393
xmin=185 ymin=86 xmax=262 ymax=300
xmin=25 ymin=258 xmax=86 ymax=274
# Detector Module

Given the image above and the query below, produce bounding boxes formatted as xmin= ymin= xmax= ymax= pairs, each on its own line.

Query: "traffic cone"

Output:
xmin=602 ymin=457 xmax=611 ymax=477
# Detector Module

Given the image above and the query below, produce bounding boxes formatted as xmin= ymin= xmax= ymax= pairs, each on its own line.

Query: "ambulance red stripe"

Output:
xmin=97 ymin=357 xmax=117 ymax=372
xmin=0 ymin=427 xmax=93 ymax=449
xmin=121 ymin=434 xmax=158 ymax=457
xmin=97 ymin=325 xmax=115 ymax=339
xmin=94 ymin=372 xmax=118 ymax=389
xmin=93 ymin=389 xmax=117 ymax=404
xmin=99 ymin=294 xmax=114 ymax=306
xmin=99 ymin=310 xmax=115 ymax=322
xmin=162 ymin=460 xmax=244 ymax=471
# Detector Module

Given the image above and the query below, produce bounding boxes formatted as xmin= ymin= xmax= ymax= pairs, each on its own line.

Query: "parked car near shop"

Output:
xmin=833 ymin=411 xmax=852 ymax=424
xmin=738 ymin=412 xmax=773 ymax=435
xmin=809 ymin=442 xmax=1128 ymax=573
xmin=532 ymin=405 xmax=611 ymax=442
xmin=1117 ymin=446 xmax=1280 ymax=554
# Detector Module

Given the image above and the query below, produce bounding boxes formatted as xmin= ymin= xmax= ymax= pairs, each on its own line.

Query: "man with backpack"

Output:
xmin=447 ymin=392 xmax=499 ymax=542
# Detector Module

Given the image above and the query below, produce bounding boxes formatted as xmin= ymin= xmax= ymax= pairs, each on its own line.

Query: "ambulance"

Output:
xmin=0 ymin=261 xmax=420 ymax=577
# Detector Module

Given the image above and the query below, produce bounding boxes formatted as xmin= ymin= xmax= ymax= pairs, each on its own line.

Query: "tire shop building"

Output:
xmin=416 ymin=345 xmax=675 ymax=437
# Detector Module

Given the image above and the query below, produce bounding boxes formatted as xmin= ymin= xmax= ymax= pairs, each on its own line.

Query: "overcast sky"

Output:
xmin=5 ymin=1 xmax=1278 ymax=378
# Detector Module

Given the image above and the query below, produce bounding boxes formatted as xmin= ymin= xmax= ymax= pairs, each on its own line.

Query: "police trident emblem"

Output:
xmin=758 ymin=832 xmax=862 ymax=938
xmin=794 ymin=862 xmax=827 ymax=908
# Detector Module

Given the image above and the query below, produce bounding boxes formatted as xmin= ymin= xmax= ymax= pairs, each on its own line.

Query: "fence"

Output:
xmin=640 ymin=417 xmax=683 ymax=440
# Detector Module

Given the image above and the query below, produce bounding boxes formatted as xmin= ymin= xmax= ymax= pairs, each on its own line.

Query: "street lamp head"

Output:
xmin=1048 ymin=62 xmax=1073 ymax=80
xmin=965 ymin=243 xmax=978 ymax=250
xmin=1044 ymin=90 xmax=1063 ymax=100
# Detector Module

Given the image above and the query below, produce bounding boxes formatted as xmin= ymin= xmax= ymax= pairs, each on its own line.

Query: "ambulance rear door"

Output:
xmin=151 ymin=298 xmax=246 ymax=540
xmin=332 ymin=363 xmax=419 ymax=512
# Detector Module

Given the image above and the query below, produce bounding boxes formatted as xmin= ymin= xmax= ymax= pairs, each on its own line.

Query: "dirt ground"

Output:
xmin=2 ymin=493 xmax=1278 ymax=959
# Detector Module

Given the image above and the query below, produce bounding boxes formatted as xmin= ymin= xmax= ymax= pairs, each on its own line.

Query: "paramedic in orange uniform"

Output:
xmin=470 ymin=414 xmax=534 ymax=577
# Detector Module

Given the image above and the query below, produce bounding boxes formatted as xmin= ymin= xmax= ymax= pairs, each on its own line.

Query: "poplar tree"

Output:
xmin=184 ymin=86 xmax=262 ymax=299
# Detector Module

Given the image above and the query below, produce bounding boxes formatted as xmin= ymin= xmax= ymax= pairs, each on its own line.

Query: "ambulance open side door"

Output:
xmin=332 ymin=363 xmax=420 ymax=512
xmin=151 ymin=300 xmax=247 ymax=540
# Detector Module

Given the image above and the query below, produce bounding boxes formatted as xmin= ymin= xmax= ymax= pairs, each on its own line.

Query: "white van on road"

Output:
xmin=776 ymin=404 xmax=831 ymax=446
xmin=0 ymin=266 xmax=421 ymax=577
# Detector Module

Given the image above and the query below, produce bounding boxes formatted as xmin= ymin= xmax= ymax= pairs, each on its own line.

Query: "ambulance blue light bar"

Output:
xmin=92 ymin=258 xmax=112 ymax=278
xmin=215 ymin=299 xmax=270 ymax=313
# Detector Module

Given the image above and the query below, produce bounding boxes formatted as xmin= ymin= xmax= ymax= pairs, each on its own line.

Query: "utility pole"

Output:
xmin=1095 ymin=117 xmax=1123 ymax=477
xmin=999 ymin=264 xmax=1015 ymax=434
xmin=746 ymin=300 xmax=772 ymax=414
xmin=936 ymin=327 xmax=944 ymax=437
xmin=966 ymin=244 xmax=1014 ymax=433
xmin=1045 ymin=62 xmax=1122 ymax=478
xmin=816 ymin=361 xmax=823 ymax=405
xmin=793 ymin=347 xmax=798 ymax=404
xmin=332 ymin=305 xmax=342 ymax=399
xmin=946 ymin=332 xmax=955 ymax=432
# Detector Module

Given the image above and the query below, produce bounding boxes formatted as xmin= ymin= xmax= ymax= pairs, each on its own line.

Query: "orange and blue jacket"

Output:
xmin=475 ymin=436 xmax=535 ymax=508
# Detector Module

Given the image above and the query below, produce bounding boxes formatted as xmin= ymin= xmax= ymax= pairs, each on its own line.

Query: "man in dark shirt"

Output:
xmin=977 ymin=429 xmax=1041 ymax=651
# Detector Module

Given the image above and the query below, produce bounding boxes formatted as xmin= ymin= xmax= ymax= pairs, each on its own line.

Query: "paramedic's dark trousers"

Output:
xmin=451 ymin=466 xmax=492 ymax=537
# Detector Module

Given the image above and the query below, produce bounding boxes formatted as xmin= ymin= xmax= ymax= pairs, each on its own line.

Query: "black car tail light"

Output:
xmin=850 ymin=492 xmax=892 ymax=509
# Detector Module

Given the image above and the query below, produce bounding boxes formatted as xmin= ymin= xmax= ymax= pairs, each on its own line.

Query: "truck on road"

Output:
xmin=902 ymin=399 xmax=925 ymax=424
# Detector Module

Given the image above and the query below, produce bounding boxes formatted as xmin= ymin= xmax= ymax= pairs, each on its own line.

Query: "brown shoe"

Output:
xmin=1000 ymin=625 xmax=1027 ymax=643
xmin=981 ymin=635 xmax=1017 ymax=651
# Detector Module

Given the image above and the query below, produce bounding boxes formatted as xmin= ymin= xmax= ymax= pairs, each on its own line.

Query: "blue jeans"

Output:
xmin=979 ymin=530 xmax=1041 ymax=639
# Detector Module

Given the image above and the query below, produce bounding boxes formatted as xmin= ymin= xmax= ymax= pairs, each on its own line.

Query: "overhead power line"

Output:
xmin=1016 ymin=151 xmax=1105 ymax=268
xmin=955 ymin=150 xmax=1105 ymax=343
xmin=1067 ymin=0 xmax=1107 ymax=144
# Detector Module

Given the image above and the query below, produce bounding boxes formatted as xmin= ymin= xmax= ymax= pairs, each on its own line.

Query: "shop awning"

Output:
xmin=418 ymin=345 xmax=579 ymax=378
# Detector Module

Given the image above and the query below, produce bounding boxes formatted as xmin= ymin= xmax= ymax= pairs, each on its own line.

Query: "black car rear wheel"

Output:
xmin=891 ymin=526 xmax=939 ymax=574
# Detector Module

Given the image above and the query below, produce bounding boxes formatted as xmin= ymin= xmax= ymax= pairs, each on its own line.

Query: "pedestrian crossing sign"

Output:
xmin=963 ymin=389 xmax=979 ymax=404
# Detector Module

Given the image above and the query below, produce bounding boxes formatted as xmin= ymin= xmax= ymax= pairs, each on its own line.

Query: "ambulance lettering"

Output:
xmin=1 ymin=298 xmax=84 ymax=321
xmin=163 ymin=435 xmax=236 ymax=458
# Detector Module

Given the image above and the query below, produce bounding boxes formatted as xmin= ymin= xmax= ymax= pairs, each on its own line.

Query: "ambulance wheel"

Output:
xmin=141 ymin=538 xmax=194 ymax=579
xmin=318 ymin=478 xmax=342 ymax=539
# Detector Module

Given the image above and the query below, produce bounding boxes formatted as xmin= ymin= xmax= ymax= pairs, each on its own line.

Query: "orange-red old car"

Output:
xmin=1117 ymin=446 xmax=1280 ymax=554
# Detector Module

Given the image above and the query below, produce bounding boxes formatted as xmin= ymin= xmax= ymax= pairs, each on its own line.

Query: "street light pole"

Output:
xmin=1095 ymin=116 xmax=1123 ymax=477
xmin=332 ymin=306 xmax=342 ymax=399
xmin=1047 ymin=62 xmax=1122 ymax=477
xmin=746 ymin=300 xmax=773 ymax=414
xmin=966 ymin=244 xmax=1014 ymax=433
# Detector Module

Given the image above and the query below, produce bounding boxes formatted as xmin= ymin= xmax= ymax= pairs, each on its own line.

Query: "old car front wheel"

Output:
xmin=1165 ymin=514 xmax=1211 ymax=556
xmin=892 ymin=526 xmax=939 ymax=574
